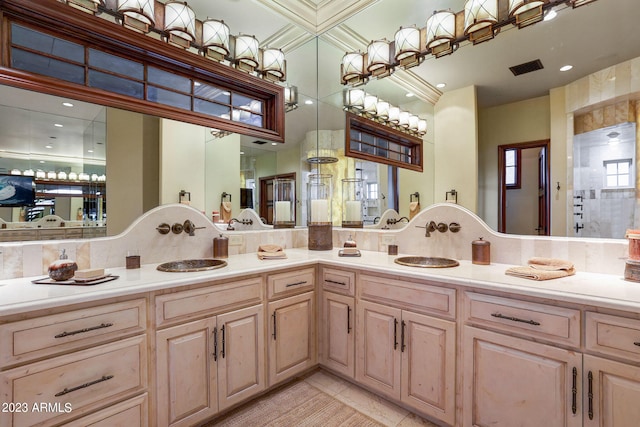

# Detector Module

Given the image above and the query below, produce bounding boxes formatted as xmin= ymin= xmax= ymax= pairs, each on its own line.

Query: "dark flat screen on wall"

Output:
xmin=0 ymin=174 xmax=35 ymax=207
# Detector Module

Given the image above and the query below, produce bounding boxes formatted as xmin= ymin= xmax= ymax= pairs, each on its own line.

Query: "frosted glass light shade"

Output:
xmin=363 ymin=94 xmax=378 ymax=115
xmin=261 ymin=48 xmax=286 ymax=81
xmin=426 ymin=10 xmax=456 ymax=57
xmin=234 ymin=34 xmax=260 ymax=70
xmin=388 ymin=106 xmax=400 ymax=124
xmin=394 ymin=26 xmax=422 ymax=66
xmin=164 ymin=1 xmax=196 ymax=42
xmin=408 ymin=115 xmax=420 ymax=131
xmin=344 ymin=89 xmax=365 ymax=109
xmin=367 ymin=39 xmax=391 ymax=76
xmin=341 ymin=52 xmax=365 ymax=84
xmin=398 ymin=111 xmax=410 ymax=128
xmin=117 ymin=0 xmax=155 ymax=32
xmin=417 ymin=119 xmax=428 ymax=135
xmin=202 ymin=19 xmax=230 ymax=60
xmin=509 ymin=0 xmax=545 ymax=27
xmin=376 ymin=100 xmax=390 ymax=119
xmin=464 ymin=0 xmax=498 ymax=43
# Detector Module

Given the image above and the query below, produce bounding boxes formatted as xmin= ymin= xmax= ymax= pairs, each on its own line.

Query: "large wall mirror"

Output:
xmin=0 ymin=0 xmax=638 ymax=242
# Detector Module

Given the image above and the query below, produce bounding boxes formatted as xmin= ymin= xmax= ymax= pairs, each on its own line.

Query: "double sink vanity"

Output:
xmin=0 ymin=203 xmax=639 ymax=427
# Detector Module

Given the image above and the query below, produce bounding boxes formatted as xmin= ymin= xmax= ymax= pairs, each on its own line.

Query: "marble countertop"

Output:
xmin=1 ymin=249 xmax=639 ymax=317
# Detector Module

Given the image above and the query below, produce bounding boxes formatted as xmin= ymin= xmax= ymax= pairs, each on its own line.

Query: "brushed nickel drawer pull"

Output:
xmin=55 ymin=375 xmax=113 ymax=397
xmin=491 ymin=313 xmax=540 ymax=326
xmin=55 ymin=322 xmax=114 ymax=338
xmin=285 ymin=280 xmax=307 ymax=287
xmin=325 ymin=279 xmax=347 ymax=286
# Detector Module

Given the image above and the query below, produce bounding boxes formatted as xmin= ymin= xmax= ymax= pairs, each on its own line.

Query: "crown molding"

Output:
xmin=261 ymin=24 xmax=315 ymax=53
xmin=253 ymin=0 xmax=318 ymax=34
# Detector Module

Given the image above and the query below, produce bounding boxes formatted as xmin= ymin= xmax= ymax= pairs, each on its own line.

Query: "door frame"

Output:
xmin=259 ymin=172 xmax=296 ymax=224
xmin=498 ymin=140 xmax=550 ymax=234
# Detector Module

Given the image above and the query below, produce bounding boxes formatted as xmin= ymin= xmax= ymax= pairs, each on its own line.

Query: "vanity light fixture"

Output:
xmin=164 ymin=1 xmax=196 ymax=49
xmin=509 ymin=0 xmax=546 ymax=28
xmin=343 ymin=89 xmax=427 ymax=137
xmin=47 ymin=171 xmax=57 ymax=179
xmin=426 ymin=10 xmax=457 ymax=57
xmin=117 ymin=0 xmax=155 ymax=33
xmin=10 ymin=169 xmax=21 ymax=175
xmin=68 ymin=172 xmax=78 ymax=180
xmin=36 ymin=170 xmax=46 ymax=178
xmin=23 ymin=169 xmax=35 ymax=177
xmin=57 ymin=171 xmax=67 ymax=180
xmin=201 ymin=19 xmax=230 ymax=61
xmin=339 ymin=0 xmax=595 ymax=87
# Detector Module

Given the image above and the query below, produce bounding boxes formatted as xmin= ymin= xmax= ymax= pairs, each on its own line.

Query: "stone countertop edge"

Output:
xmin=1 ymin=248 xmax=639 ymax=317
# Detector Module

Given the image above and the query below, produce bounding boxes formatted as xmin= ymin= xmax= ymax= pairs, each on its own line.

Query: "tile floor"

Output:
xmin=302 ymin=370 xmax=442 ymax=427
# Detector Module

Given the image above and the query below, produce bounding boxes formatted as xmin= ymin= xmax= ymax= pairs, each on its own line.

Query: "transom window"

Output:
xmin=604 ymin=159 xmax=632 ymax=188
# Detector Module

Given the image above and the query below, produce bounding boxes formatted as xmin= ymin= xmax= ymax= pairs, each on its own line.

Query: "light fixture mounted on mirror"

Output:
xmin=61 ymin=0 xmax=288 ymax=83
xmin=339 ymin=0 xmax=598 ymax=86
xmin=343 ymin=89 xmax=427 ymax=138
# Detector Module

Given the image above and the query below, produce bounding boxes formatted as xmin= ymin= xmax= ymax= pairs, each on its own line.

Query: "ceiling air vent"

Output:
xmin=509 ymin=59 xmax=544 ymax=76
xmin=252 ymin=140 xmax=268 ymax=145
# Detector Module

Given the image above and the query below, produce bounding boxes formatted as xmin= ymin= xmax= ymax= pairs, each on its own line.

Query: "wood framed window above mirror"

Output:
xmin=345 ymin=112 xmax=423 ymax=172
xmin=0 ymin=0 xmax=285 ymax=142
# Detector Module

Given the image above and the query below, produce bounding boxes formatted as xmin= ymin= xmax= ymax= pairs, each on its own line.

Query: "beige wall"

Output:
xmin=549 ymin=86 xmax=568 ymax=236
xmin=106 ymin=108 xmax=159 ymax=236
xmin=205 ymin=133 xmax=241 ymax=219
xmin=434 ymin=85 xmax=478 ymax=212
xmin=159 ymin=119 xmax=207 ymax=211
xmin=478 ymin=95 xmax=550 ymax=231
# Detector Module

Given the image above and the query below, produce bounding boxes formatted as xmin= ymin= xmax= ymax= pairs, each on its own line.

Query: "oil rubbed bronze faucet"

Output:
xmin=386 ymin=216 xmax=409 ymax=225
xmin=183 ymin=220 xmax=205 ymax=236
xmin=227 ymin=218 xmax=253 ymax=230
xmin=419 ymin=220 xmax=457 ymax=237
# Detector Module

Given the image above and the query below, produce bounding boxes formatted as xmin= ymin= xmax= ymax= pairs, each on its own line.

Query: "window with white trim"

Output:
xmin=604 ymin=159 xmax=632 ymax=188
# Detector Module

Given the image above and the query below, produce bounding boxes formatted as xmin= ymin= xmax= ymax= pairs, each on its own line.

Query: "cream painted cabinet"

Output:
xmin=155 ymin=304 xmax=264 ymax=427
xmin=268 ymin=291 xmax=316 ymax=386
xmin=356 ymin=300 xmax=456 ymax=425
xmin=320 ymin=267 xmax=355 ymax=378
xmin=584 ymin=311 xmax=640 ymax=426
xmin=463 ymin=326 xmax=582 ymax=427
xmin=320 ymin=291 xmax=355 ymax=378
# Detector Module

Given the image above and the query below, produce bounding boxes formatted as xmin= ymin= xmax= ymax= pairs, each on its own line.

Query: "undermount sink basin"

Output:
xmin=394 ymin=256 xmax=459 ymax=268
xmin=157 ymin=259 xmax=227 ymax=272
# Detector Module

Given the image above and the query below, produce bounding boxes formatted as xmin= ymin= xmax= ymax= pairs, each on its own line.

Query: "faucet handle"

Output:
xmin=449 ymin=222 xmax=461 ymax=233
xmin=156 ymin=223 xmax=171 ymax=234
xmin=436 ymin=222 xmax=448 ymax=233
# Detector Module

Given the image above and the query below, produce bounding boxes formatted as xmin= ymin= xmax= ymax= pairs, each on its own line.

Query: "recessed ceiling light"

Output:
xmin=87 ymin=149 xmax=94 ymax=153
xmin=45 ymin=144 xmax=53 ymax=149
xmin=560 ymin=65 xmax=573 ymax=72
xmin=271 ymin=142 xmax=277 ymax=146
xmin=40 ymin=160 xmax=45 ymax=163
xmin=436 ymin=83 xmax=446 ymax=89
xmin=62 ymin=102 xmax=74 ymax=107
xmin=543 ymin=10 xmax=557 ymax=21
xmin=305 ymin=100 xmax=313 ymax=105
xmin=240 ymin=151 xmax=245 ymax=155
xmin=54 ymin=123 xmax=63 ymax=127
xmin=405 ymin=92 xmax=415 ymax=97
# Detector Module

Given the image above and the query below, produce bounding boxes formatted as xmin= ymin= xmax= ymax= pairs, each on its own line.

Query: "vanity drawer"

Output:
xmin=359 ymin=274 xmax=456 ymax=319
xmin=463 ymin=292 xmax=580 ymax=347
xmin=586 ymin=311 xmax=640 ymax=361
xmin=267 ymin=267 xmax=315 ymax=299
xmin=0 ymin=299 xmax=146 ymax=369
xmin=321 ymin=267 xmax=355 ymax=296
xmin=0 ymin=335 xmax=147 ymax=427
xmin=64 ymin=393 xmax=148 ymax=427
xmin=155 ymin=277 xmax=263 ymax=327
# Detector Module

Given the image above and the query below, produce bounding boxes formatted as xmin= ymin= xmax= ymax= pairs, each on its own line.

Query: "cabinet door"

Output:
xmin=463 ymin=326 xmax=582 ymax=427
xmin=268 ymin=291 xmax=316 ymax=386
xmin=217 ymin=305 xmax=265 ymax=411
xmin=584 ymin=354 xmax=640 ymax=427
xmin=156 ymin=317 xmax=217 ymax=427
xmin=356 ymin=300 xmax=402 ymax=400
xmin=321 ymin=292 xmax=355 ymax=378
xmin=401 ymin=310 xmax=456 ymax=426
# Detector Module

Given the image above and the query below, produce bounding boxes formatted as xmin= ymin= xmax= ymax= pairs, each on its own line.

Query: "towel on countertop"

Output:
xmin=409 ymin=201 xmax=421 ymax=220
xmin=257 ymin=244 xmax=287 ymax=260
xmin=505 ymin=257 xmax=576 ymax=281
xmin=220 ymin=201 xmax=232 ymax=223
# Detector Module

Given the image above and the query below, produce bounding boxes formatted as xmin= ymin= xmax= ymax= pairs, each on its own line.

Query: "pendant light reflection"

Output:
xmin=202 ymin=19 xmax=230 ymax=61
xmin=164 ymin=1 xmax=196 ymax=48
xmin=117 ymin=0 xmax=155 ymax=33
xmin=234 ymin=34 xmax=260 ymax=73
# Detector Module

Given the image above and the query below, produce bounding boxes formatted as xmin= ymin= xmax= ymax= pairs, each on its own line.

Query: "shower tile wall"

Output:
xmin=573 ymin=122 xmax=637 ymax=238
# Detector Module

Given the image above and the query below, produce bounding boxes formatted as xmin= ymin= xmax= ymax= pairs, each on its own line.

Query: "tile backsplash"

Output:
xmin=0 ymin=203 xmax=628 ymax=279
